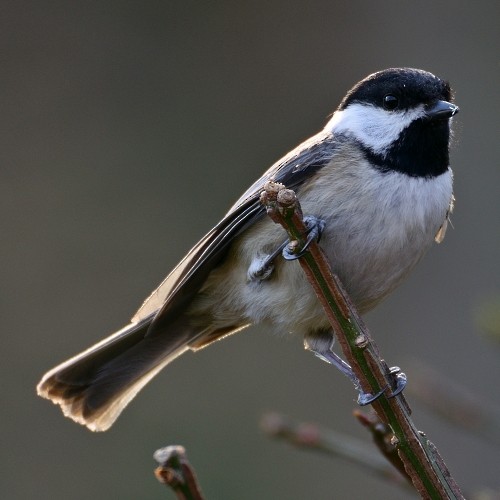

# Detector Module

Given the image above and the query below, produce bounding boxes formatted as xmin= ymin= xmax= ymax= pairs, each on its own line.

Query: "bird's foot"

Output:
xmin=282 ymin=215 xmax=325 ymax=260
xmin=247 ymin=215 xmax=325 ymax=281
xmin=310 ymin=347 xmax=407 ymax=405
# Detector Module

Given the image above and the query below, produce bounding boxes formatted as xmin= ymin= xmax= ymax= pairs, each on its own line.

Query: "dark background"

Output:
xmin=2 ymin=1 xmax=499 ymax=499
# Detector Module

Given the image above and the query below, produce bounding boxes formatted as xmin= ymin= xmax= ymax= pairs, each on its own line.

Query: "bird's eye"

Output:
xmin=383 ymin=94 xmax=399 ymax=110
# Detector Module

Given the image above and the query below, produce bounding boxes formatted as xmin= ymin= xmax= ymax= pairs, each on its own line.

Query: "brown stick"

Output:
xmin=261 ymin=181 xmax=464 ymax=499
xmin=154 ymin=445 xmax=205 ymax=500
xmin=261 ymin=411 xmax=413 ymax=491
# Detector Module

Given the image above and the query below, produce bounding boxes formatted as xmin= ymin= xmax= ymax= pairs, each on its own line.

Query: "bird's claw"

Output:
xmin=357 ymin=366 xmax=407 ymax=405
xmin=248 ymin=216 xmax=325 ymax=281
xmin=357 ymin=387 xmax=387 ymax=406
xmin=387 ymin=366 xmax=407 ymax=398
xmin=282 ymin=216 xmax=326 ymax=260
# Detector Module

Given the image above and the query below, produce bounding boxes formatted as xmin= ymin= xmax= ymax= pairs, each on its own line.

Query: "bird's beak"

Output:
xmin=425 ymin=100 xmax=459 ymax=120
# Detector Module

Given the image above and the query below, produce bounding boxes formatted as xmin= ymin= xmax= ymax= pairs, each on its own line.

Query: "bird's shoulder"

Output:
xmin=132 ymin=130 xmax=342 ymax=327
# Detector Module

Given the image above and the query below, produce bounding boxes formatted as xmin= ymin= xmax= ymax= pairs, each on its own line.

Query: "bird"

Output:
xmin=37 ymin=67 xmax=459 ymax=431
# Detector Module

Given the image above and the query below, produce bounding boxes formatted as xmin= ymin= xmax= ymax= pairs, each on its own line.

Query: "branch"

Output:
xmin=154 ymin=445 xmax=205 ymax=500
xmin=407 ymin=361 xmax=500 ymax=447
xmin=261 ymin=412 xmax=412 ymax=491
xmin=260 ymin=181 xmax=464 ymax=499
xmin=353 ymin=409 xmax=411 ymax=484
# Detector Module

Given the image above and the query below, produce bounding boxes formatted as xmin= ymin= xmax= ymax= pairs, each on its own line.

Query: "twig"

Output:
xmin=261 ymin=412 xmax=412 ymax=491
xmin=154 ymin=445 xmax=205 ymax=500
xmin=260 ymin=181 xmax=464 ymax=499
xmin=353 ymin=409 xmax=411 ymax=484
xmin=407 ymin=361 xmax=500 ymax=447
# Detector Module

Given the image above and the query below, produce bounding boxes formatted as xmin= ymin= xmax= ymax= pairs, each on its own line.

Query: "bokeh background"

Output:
xmin=2 ymin=1 xmax=499 ymax=499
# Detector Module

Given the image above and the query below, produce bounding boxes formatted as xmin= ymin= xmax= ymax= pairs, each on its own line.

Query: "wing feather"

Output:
xmin=133 ymin=130 xmax=337 ymax=330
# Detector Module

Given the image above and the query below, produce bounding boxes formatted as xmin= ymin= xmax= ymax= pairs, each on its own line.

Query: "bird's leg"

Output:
xmin=247 ymin=216 xmax=325 ymax=281
xmin=304 ymin=330 xmax=407 ymax=405
xmin=247 ymin=241 xmax=288 ymax=281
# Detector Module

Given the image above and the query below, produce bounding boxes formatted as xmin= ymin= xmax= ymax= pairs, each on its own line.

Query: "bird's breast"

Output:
xmin=297 ymin=157 xmax=454 ymax=312
xmin=192 ymin=154 xmax=453 ymax=337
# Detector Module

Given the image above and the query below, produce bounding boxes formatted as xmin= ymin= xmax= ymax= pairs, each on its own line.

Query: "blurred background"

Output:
xmin=2 ymin=1 xmax=499 ymax=498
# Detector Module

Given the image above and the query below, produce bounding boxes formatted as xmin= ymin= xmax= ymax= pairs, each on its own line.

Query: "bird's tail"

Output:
xmin=36 ymin=317 xmax=197 ymax=431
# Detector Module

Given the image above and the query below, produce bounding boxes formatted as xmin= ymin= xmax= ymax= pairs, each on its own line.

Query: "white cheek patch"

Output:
xmin=325 ymin=103 xmax=426 ymax=154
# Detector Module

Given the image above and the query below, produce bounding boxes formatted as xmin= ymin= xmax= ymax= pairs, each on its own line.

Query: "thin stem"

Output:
xmin=154 ymin=445 xmax=205 ymax=500
xmin=261 ymin=412 xmax=413 ymax=491
xmin=260 ymin=181 xmax=464 ymax=499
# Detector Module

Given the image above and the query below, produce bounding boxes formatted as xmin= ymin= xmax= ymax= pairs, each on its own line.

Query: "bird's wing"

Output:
xmin=133 ymin=130 xmax=337 ymax=329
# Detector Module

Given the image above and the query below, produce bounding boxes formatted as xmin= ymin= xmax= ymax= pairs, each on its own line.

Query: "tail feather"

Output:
xmin=37 ymin=317 xmax=196 ymax=431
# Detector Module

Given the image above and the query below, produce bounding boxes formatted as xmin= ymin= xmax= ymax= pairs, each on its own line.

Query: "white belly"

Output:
xmin=191 ymin=155 xmax=453 ymax=336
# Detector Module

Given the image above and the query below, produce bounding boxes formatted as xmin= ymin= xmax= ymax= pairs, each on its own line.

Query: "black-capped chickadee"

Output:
xmin=37 ymin=68 xmax=459 ymax=431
